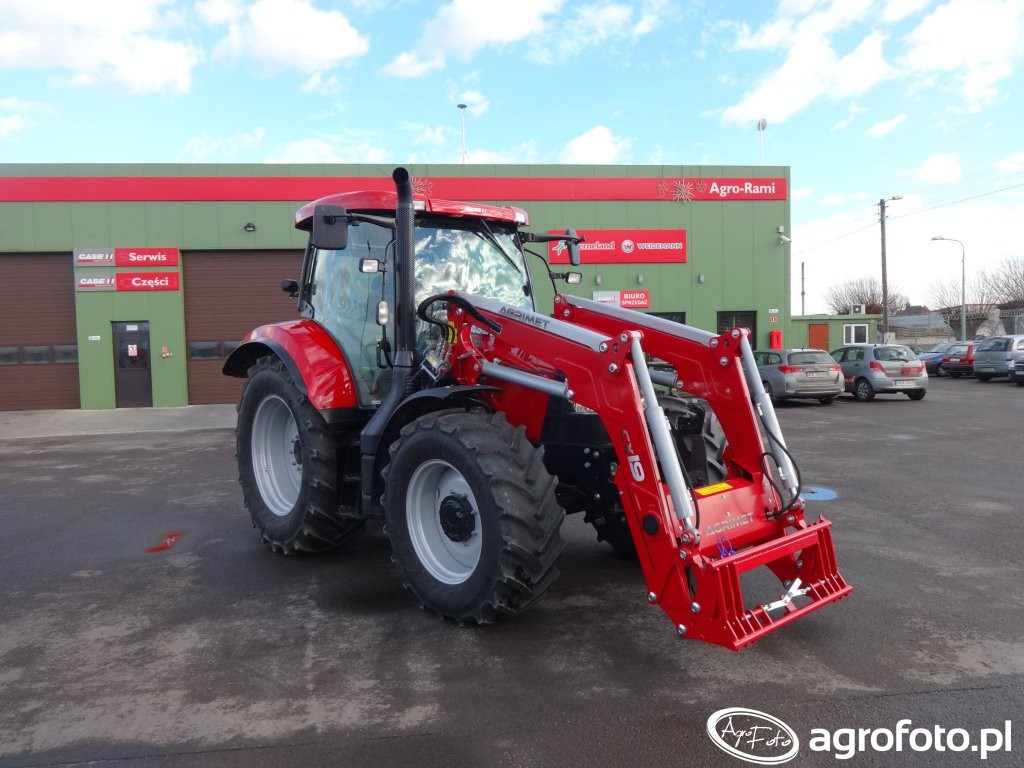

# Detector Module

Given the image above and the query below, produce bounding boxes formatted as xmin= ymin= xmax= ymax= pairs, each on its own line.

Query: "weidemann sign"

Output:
xmin=549 ymin=229 xmax=686 ymax=264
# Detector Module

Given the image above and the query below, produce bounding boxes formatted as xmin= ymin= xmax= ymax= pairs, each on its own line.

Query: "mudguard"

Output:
xmin=222 ymin=320 xmax=359 ymax=411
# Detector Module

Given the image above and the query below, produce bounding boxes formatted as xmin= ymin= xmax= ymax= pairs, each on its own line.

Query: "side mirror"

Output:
xmin=281 ymin=278 xmax=299 ymax=297
xmin=311 ymin=204 xmax=349 ymax=250
xmin=566 ymin=229 xmax=581 ymax=266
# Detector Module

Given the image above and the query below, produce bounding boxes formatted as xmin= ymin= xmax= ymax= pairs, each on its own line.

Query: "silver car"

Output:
xmin=753 ymin=348 xmax=844 ymax=405
xmin=830 ymin=343 xmax=928 ymax=401
xmin=972 ymin=335 xmax=1024 ymax=381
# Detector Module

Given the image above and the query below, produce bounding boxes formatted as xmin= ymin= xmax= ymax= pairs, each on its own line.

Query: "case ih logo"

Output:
xmin=76 ymin=274 xmax=116 ymax=291
xmin=549 ymin=229 xmax=686 ymax=264
xmin=73 ymin=249 xmax=115 ymax=266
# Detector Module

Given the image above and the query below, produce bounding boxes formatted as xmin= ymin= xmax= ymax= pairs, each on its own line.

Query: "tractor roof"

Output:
xmin=294 ymin=190 xmax=529 ymax=230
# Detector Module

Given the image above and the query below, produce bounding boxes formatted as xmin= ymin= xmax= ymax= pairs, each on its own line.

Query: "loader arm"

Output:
xmin=431 ymin=290 xmax=851 ymax=650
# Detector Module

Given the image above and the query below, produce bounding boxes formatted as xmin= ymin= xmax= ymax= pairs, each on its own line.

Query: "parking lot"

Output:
xmin=1 ymin=376 xmax=1021 ymax=767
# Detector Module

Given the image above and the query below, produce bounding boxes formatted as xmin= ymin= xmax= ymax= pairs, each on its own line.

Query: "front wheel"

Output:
xmin=853 ymin=378 xmax=876 ymax=402
xmin=383 ymin=411 xmax=565 ymax=624
xmin=236 ymin=356 xmax=364 ymax=554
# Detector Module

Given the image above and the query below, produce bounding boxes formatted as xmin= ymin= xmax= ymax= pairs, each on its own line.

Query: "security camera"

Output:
xmin=779 ymin=235 xmax=792 ymax=245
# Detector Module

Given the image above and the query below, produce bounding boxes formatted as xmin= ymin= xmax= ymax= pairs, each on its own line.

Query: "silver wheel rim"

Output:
xmin=251 ymin=395 xmax=302 ymax=517
xmin=406 ymin=459 xmax=482 ymax=585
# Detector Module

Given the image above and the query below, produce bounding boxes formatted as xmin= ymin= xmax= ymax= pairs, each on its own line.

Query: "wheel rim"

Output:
xmin=856 ymin=381 xmax=871 ymax=399
xmin=251 ymin=395 xmax=303 ymax=517
xmin=406 ymin=459 xmax=482 ymax=585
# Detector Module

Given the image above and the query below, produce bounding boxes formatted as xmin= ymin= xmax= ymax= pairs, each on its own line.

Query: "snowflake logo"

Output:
xmin=656 ymin=180 xmax=670 ymax=198
xmin=694 ymin=179 xmax=708 ymax=195
xmin=412 ymin=177 xmax=434 ymax=197
xmin=672 ymin=180 xmax=695 ymax=203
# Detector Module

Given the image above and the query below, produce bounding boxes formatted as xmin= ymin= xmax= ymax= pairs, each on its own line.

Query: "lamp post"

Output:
xmin=456 ymin=103 xmax=468 ymax=164
xmin=878 ymin=195 xmax=902 ymax=341
xmin=931 ymin=236 xmax=966 ymax=340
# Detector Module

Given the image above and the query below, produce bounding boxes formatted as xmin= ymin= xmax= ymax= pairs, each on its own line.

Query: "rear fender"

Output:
xmin=222 ymin=320 xmax=359 ymax=410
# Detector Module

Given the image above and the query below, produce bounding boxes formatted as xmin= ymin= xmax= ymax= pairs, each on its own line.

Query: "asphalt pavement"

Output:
xmin=1 ymin=378 xmax=1022 ymax=767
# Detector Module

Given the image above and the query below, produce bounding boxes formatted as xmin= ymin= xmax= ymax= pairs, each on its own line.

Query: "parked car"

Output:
xmin=972 ymin=335 xmax=1024 ymax=381
xmin=830 ymin=343 xmax=928 ymax=401
xmin=753 ymin=348 xmax=844 ymax=405
xmin=941 ymin=342 xmax=978 ymax=378
xmin=1012 ymin=357 xmax=1024 ymax=386
xmin=917 ymin=340 xmax=955 ymax=376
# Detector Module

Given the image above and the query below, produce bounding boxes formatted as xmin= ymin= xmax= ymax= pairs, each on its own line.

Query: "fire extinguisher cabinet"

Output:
xmin=769 ymin=329 xmax=783 ymax=349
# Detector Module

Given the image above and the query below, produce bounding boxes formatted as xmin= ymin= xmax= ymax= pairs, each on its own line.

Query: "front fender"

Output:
xmin=222 ymin=320 xmax=359 ymax=410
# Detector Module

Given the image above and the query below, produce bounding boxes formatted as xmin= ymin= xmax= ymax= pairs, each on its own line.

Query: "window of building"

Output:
xmin=843 ymin=324 xmax=868 ymax=344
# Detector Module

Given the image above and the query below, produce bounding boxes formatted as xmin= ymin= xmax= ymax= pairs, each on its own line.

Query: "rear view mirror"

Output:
xmin=312 ymin=204 xmax=349 ymax=250
xmin=565 ymin=229 xmax=581 ymax=266
xmin=280 ymin=278 xmax=299 ymax=297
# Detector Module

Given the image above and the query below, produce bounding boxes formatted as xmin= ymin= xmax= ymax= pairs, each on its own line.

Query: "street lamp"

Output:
xmin=456 ymin=103 xmax=468 ymax=164
xmin=878 ymin=195 xmax=902 ymax=341
xmin=931 ymin=236 xmax=966 ymax=341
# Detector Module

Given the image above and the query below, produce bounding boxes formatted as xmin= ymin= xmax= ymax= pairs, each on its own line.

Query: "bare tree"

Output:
xmin=825 ymin=276 xmax=908 ymax=315
xmin=978 ymin=255 xmax=1024 ymax=304
xmin=926 ymin=275 xmax=1000 ymax=310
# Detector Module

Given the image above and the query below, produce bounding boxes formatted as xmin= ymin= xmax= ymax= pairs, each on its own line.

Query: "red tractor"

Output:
xmin=223 ymin=167 xmax=850 ymax=650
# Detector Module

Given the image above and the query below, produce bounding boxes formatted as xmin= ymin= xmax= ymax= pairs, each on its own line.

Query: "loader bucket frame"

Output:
xmin=432 ymin=290 xmax=851 ymax=650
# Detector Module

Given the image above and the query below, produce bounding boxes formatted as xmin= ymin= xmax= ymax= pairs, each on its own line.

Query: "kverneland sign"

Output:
xmin=549 ymin=229 xmax=686 ymax=264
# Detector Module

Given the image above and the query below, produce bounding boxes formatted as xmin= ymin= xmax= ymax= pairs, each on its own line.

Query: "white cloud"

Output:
xmin=200 ymin=0 xmax=369 ymax=75
xmin=384 ymin=0 xmax=560 ymax=77
xmin=995 ymin=152 xmax=1024 ymax=173
xmin=907 ymin=153 xmax=962 ymax=183
xmin=901 ymin=0 xmax=1024 ymax=111
xmin=0 ymin=113 xmax=26 ymax=139
xmin=300 ymin=74 xmax=343 ymax=95
xmin=181 ymin=127 xmax=266 ymax=161
xmin=866 ymin=113 xmax=907 ymax=137
xmin=558 ymin=125 xmax=630 ymax=163
xmin=0 ymin=0 xmax=200 ymax=93
xmin=264 ymin=131 xmax=390 ymax=163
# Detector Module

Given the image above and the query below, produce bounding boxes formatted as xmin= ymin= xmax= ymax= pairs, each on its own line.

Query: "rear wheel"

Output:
xmin=817 ymin=395 xmax=836 ymax=405
xmin=977 ymin=374 xmax=992 ymax=382
xmin=907 ymin=389 xmax=926 ymax=401
xmin=236 ymin=356 xmax=364 ymax=554
xmin=383 ymin=411 xmax=565 ymax=624
xmin=853 ymin=378 xmax=875 ymax=402
xmin=950 ymin=372 xmax=962 ymax=378
xmin=588 ymin=395 xmax=728 ymax=559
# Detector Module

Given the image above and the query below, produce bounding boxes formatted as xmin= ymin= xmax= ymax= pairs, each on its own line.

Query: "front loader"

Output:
xmin=224 ymin=167 xmax=851 ymax=650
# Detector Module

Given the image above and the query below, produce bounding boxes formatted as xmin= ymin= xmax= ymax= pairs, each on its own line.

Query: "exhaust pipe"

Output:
xmin=359 ymin=167 xmax=417 ymax=515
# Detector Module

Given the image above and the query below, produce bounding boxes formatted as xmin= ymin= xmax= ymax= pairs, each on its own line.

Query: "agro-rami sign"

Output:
xmin=549 ymin=229 xmax=686 ymax=264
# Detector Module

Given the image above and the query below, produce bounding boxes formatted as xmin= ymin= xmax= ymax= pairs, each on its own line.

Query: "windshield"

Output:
xmin=926 ymin=342 xmax=952 ymax=353
xmin=976 ymin=337 xmax=1009 ymax=352
xmin=789 ymin=351 xmax=834 ymax=365
xmin=874 ymin=345 xmax=915 ymax=362
xmin=414 ymin=223 xmax=532 ymax=310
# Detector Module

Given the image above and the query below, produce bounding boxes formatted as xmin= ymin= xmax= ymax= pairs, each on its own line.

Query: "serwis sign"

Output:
xmin=114 ymin=247 xmax=179 ymax=266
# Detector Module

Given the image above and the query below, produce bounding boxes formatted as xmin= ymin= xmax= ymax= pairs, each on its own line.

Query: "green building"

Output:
xmin=1 ymin=162 xmax=798 ymax=410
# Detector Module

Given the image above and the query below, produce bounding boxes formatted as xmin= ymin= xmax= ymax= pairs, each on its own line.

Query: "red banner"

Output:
xmin=619 ymin=290 xmax=650 ymax=309
xmin=115 ymin=272 xmax=180 ymax=291
xmin=549 ymin=229 xmax=686 ymax=264
xmin=114 ymin=247 xmax=179 ymax=266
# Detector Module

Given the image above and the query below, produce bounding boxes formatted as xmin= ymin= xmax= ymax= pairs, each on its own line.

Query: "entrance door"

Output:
xmin=112 ymin=321 xmax=153 ymax=407
xmin=808 ymin=323 xmax=830 ymax=350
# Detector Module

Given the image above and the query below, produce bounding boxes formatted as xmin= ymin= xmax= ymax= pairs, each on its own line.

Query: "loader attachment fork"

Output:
xmin=433 ymin=290 xmax=851 ymax=650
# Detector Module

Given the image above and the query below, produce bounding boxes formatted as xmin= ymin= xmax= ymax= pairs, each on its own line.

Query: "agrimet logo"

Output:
xmin=706 ymin=708 xmax=1013 ymax=764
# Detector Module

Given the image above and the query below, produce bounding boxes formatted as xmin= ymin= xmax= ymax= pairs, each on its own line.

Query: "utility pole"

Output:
xmin=878 ymin=195 xmax=902 ymax=341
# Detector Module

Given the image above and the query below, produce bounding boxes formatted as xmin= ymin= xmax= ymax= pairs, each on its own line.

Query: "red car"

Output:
xmin=941 ymin=342 xmax=977 ymax=377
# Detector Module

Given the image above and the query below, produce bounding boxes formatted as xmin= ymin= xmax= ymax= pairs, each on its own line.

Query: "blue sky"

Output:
xmin=1 ymin=0 xmax=1022 ymax=314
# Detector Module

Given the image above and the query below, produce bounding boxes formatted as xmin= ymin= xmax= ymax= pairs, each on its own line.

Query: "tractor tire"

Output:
xmin=236 ymin=356 xmax=364 ymax=554
xmin=383 ymin=410 xmax=565 ymax=624
xmin=588 ymin=395 xmax=728 ymax=559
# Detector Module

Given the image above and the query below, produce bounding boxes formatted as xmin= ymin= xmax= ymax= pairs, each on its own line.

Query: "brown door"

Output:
xmin=808 ymin=323 xmax=830 ymax=350
xmin=112 ymin=321 xmax=152 ymax=408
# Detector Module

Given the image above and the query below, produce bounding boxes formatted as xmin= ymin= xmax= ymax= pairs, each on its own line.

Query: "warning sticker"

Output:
xmin=694 ymin=482 xmax=733 ymax=497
